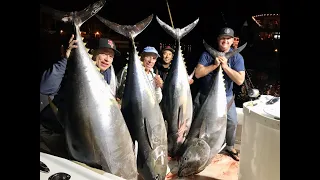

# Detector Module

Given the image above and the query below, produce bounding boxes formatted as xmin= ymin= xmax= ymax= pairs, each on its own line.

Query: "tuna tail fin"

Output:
xmin=203 ymin=40 xmax=247 ymax=60
xmin=156 ymin=16 xmax=199 ymax=41
xmin=96 ymin=14 xmax=153 ymax=41
xmin=203 ymin=40 xmax=220 ymax=60
xmin=225 ymin=42 xmax=247 ymax=59
xmin=134 ymin=140 xmax=138 ymax=161
xmin=40 ymin=0 xmax=106 ymax=27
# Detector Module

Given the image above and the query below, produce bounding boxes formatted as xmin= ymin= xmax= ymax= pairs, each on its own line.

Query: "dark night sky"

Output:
xmin=40 ymin=0 xmax=279 ymax=43
xmin=40 ymin=0 xmax=280 ymax=79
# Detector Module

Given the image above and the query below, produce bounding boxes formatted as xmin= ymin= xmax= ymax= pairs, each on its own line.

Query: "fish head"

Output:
xmin=177 ymin=138 xmax=210 ymax=177
xmin=146 ymin=145 xmax=168 ymax=180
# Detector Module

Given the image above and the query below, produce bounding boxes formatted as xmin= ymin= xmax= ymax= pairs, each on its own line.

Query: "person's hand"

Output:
xmin=189 ymin=79 xmax=194 ymax=85
xmin=154 ymin=75 xmax=164 ymax=88
xmin=217 ymin=56 xmax=228 ymax=68
xmin=64 ymin=34 xmax=78 ymax=59
xmin=214 ymin=57 xmax=221 ymax=66
xmin=116 ymin=98 xmax=121 ymax=108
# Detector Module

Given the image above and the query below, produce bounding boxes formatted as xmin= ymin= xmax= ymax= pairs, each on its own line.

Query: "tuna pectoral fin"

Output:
xmin=48 ymin=96 xmax=58 ymax=119
xmin=96 ymin=14 xmax=153 ymax=40
xmin=227 ymin=95 xmax=235 ymax=112
xmin=134 ymin=140 xmax=138 ymax=160
xmin=48 ymin=96 xmax=65 ymax=128
xmin=199 ymin=122 xmax=207 ymax=138
xmin=144 ymin=118 xmax=154 ymax=149
xmin=177 ymin=106 xmax=188 ymax=143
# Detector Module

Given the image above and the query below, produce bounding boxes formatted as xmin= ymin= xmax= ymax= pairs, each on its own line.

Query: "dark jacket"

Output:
xmin=154 ymin=61 xmax=170 ymax=82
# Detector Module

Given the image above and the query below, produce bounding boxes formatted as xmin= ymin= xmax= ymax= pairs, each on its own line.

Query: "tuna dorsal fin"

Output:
xmin=96 ymin=14 xmax=153 ymax=40
xmin=144 ymin=118 xmax=154 ymax=149
xmin=40 ymin=0 xmax=106 ymax=27
xmin=134 ymin=140 xmax=138 ymax=161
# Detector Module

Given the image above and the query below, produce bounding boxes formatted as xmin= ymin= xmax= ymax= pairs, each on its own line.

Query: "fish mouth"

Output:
xmin=152 ymin=174 xmax=165 ymax=180
xmin=177 ymin=167 xmax=196 ymax=177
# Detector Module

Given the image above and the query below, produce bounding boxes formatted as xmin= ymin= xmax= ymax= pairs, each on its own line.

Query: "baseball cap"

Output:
xmin=141 ymin=46 xmax=160 ymax=58
xmin=162 ymin=46 xmax=175 ymax=54
xmin=218 ymin=27 xmax=234 ymax=38
xmin=97 ymin=38 xmax=121 ymax=56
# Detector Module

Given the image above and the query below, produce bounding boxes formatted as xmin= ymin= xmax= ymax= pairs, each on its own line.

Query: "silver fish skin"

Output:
xmin=155 ymin=16 xmax=199 ymax=158
xmin=96 ymin=14 xmax=168 ymax=180
xmin=41 ymin=1 xmax=138 ymax=179
xmin=178 ymin=40 xmax=247 ymax=177
xmin=178 ymin=64 xmax=227 ymax=177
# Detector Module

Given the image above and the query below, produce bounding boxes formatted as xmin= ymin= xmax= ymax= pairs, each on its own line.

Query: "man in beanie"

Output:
xmin=194 ymin=27 xmax=245 ymax=161
xmin=40 ymin=34 xmax=120 ymax=156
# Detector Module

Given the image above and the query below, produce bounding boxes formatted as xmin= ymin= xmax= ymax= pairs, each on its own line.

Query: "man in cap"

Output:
xmin=40 ymin=35 xmax=121 ymax=97
xmin=194 ymin=27 xmax=245 ymax=161
xmin=117 ymin=46 xmax=163 ymax=104
xmin=155 ymin=45 xmax=194 ymax=87
xmin=40 ymin=35 xmax=121 ymax=156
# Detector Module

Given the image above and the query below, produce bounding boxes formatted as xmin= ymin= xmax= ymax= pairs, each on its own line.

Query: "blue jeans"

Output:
xmin=193 ymin=93 xmax=238 ymax=147
xmin=226 ymin=95 xmax=237 ymax=147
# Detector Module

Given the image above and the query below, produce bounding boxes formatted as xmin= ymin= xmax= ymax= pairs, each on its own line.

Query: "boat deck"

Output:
xmin=166 ymin=152 xmax=239 ymax=180
xmin=163 ymin=123 xmax=242 ymax=180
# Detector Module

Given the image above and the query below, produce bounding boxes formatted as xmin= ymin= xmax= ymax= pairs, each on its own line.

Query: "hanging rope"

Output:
xmin=165 ymin=0 xmax=174 ymax=28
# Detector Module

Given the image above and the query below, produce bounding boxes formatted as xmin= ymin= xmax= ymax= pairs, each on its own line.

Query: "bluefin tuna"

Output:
xmin=95 ymin=14 xmax=168 ymax=180
xmin=40 ymin=1 xmax=138 ymax=179
xmin=155 ymin=16 xmax=199 ymax=158
xmin=177 ymin=40 xmax=247 ymax=177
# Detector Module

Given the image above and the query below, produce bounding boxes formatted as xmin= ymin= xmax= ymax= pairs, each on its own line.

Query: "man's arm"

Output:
xmin=40 ymin=58 xmax=68 ymax=95
xmin=218 ymin=54 xmax=245 ymax=86
xmin=221 ymin=66 xmax=245 ymax=86
xmin=40 ymin=34 xmax=78 ymax=95
xmin=195 ymin=52 xmax=220 ymax=79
